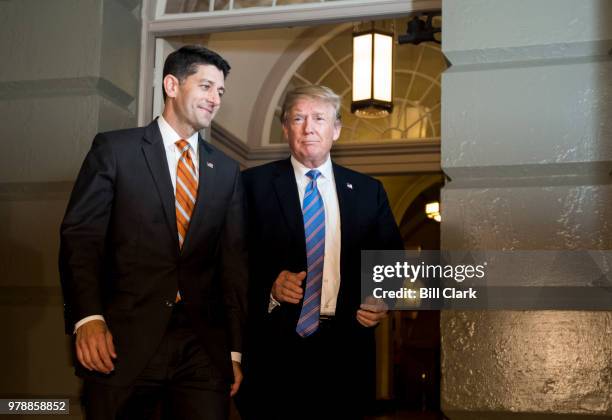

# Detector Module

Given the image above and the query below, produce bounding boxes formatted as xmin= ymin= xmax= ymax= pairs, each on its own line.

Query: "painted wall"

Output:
xmin=0 ymin=0 xmax=141 ymax=413
xmin=441 ymin=0 xmax=612 ymax=417
xmin=208 ymin=27 xmax=307 ymax=143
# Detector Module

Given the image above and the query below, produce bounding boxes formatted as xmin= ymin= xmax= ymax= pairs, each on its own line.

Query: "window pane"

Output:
xmin=275 ymin=0 xmax=318 ymax=5
xmin=233 ymin=0 xmax=274 ymax=8
xmin=165 ymin=0 xmax=356 ymax=13
xmin=165 ymin=0 xmax=210 ymax=13
xmin=213 ymin=0 xmax=230 ymax=10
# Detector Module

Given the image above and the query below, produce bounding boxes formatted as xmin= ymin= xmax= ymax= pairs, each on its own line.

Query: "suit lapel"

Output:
xmin=333 ymin=163 xmax=359 ymax=311
xmin=333 ymin=163 xmax=359 ymax=250
xmin=181 ymin=135 xmax=216 ymax=252
xmin=141 ymin=120 xmax=179 ymax=250
xmin=272 ymin=159 xmax=305 ymax=242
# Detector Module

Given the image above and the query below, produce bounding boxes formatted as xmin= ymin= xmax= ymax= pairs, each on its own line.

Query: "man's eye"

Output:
xmin=201 ymin=84 xmax=210 ymax=89
xmin=218 ymin=90 xmax=225 ymax=97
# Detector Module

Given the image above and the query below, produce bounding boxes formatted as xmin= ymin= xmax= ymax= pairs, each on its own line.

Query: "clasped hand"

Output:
xmin=271 ymin=270 xmax=388 ymax=327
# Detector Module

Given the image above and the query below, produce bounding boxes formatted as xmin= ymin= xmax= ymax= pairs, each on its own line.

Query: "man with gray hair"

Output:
xmin=238 ymin=85 xmax=403 ymax=419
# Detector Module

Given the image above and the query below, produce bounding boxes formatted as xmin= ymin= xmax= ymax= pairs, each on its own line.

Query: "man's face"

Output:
xmin=170 ymin=64 xmax=225 ymax=132
xmin=283 ymin=97 xmax=341 ymax=168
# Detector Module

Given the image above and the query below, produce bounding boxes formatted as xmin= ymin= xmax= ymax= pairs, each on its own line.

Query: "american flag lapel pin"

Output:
xmin=207 ymin=161 xmax=214 ymax=169
xmin=346 ymin=182 xmax=353 ymax=190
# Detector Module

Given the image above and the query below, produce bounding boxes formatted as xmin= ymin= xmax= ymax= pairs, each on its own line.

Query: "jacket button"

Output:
xmin=165 ymin=300 xmax=174 ymax=308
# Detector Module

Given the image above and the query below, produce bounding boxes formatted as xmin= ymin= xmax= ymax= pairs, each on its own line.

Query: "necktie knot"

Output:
xmin=175 ymin=139 xmax=190 ymax=154
xmin=306 ymin=169 xmax=321 ymax=181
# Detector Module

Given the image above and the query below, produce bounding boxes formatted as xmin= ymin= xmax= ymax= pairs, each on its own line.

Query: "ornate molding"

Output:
xmin=0 ymin=77 xmax=134 ymax=110
xmin=150 ymin=0 xmax=441 ymax=36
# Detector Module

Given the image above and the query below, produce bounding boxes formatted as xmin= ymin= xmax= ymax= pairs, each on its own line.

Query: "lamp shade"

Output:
xmin=352 ymin=29 xmax=393 ymax=118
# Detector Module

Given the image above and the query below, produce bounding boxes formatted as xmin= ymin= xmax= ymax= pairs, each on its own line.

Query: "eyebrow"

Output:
xmin=199 ymin=78 xmax=225 ymax=88
xmin=290 ymin=112 xmax=327 ymax=118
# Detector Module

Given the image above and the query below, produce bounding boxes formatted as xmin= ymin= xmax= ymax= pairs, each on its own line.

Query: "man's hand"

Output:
xmin=230 ymin=361 xmax=243 ymax=397
xmin=356 ymin=297 xmax=389 ymax=327
xmin=75 ymin=319 xmax=117 ymax=374
xmin=271 ymin=270 xmax=306 ymax=304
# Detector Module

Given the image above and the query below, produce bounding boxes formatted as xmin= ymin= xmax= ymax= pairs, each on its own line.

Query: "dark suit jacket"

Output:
xmin=241 ymin=158 xmax=402 ymax=387
xmin=59 ymin=120 xmax=247 ymax=388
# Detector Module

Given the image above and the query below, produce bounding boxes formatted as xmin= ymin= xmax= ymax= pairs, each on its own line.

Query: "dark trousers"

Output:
xmin=83 ymin=304 xmax=229 ymax=420
xmin=238 ymin=317 xmax=373 ymax=420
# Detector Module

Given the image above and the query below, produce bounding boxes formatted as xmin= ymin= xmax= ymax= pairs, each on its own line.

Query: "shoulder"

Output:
xmin=242 ymin=159 xmax=288 ymax=183
xmin=80 ymin=127 xmax=145 ymax=163
xmin=333 ymin=162 xmax=381 ymax=189
xmin=92 ymin=126 xmax=146 ymax=153
xmin=203 ymin=141 xmax=241 ymax=171
xmin=99 ymin=126 xmax=145 ymax=139
xmin=97 ymin=126 xmax=145 ymax=143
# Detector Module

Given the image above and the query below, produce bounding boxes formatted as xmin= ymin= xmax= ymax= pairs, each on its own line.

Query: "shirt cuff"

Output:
xmin=231 ymin=352 xmax=242 ymax=363
xmin=74 ymin=315 xmax=105 ymax=334
xmin=268 ymin=293 xmax=281 ymax=313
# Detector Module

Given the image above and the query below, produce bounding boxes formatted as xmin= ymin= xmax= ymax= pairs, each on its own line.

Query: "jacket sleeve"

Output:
xmin=59 ymin=133 xmax=116 ymax=334
xmin=374 ymin=179 xmax=404 ymax=250
xmin=219 ymin=164 xmax=248 ymax=353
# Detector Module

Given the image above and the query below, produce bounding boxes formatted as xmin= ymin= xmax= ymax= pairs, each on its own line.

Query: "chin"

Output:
xmin=197 ymin=119 xmax=212 ymax=129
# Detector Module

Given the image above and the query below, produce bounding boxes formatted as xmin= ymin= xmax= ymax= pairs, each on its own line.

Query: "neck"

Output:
xmin=294 ymin=155 xmax=328 ymax=169
xmin=162 ymin=109 xmax=197 ymax=139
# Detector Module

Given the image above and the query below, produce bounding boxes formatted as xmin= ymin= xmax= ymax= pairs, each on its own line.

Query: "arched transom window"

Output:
xmin=269 ymin=18 xmax=446 ymax=144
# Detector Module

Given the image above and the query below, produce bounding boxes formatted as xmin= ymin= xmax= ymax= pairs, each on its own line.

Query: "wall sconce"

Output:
xmin=351 ymin=25 xmax=393 ymax=119
xmin=425 ymin=201 xmax=441 ymax=222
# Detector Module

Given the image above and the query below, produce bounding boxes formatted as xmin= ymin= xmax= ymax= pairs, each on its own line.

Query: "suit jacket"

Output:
xmin=59 ymin=120 xmax=247 ymax=388
xmin=241 ymin=157 xmax=403 ymax=363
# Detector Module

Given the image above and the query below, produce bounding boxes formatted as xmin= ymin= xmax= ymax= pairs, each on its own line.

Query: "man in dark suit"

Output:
xmin=238 ymin=85 xmax=403 ymax=419
xmin=59 ymin=45 xmax=247 ymax=420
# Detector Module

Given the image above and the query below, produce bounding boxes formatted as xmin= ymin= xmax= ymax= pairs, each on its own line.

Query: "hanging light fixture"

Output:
xmin=351 ymin=23 xmax=394 ymax=119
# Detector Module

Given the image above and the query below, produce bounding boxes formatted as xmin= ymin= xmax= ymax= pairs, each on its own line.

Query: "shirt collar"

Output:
xmin=290 ymin=154 xmax=333 ymax=182
xmin=157 ymin=115 xmax=199 ymax=154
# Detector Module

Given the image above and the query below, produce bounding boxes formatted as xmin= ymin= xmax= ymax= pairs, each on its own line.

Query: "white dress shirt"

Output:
xmin=269 ymin=155 xmax=342 ymax=315
xmin=74 ymin=117 xmax=241 ymax=363
xmin=157 ymin=115 xmax=199 ymax=190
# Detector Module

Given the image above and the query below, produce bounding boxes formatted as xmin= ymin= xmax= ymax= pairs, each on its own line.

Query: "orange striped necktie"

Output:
xmin=175 ymin=139 xmax=198 ymax=249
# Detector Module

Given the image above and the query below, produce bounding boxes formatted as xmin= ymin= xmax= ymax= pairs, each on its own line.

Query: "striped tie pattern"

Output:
xmin=175 ymin=139 xmax=198 ymax=249
xmin=296 ymin=169 xmax=325 ymax=338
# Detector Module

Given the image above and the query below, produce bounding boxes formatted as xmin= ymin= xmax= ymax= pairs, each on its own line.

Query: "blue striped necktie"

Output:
xmin=296 ymin=169 xmax=325 ymax=338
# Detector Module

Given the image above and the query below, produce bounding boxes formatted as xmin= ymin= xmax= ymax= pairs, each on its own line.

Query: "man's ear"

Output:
xmin=332 ymin=121 xmax=342 ymax=142
xmin=282 ymin=121 xmax=290 ymax=143
xmin=163 ymin=74 xmax=180 ymax=99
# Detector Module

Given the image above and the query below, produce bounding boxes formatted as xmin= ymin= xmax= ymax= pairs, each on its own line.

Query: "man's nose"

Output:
xmin=207 ymin=89 xmax=220 ymax=106
xmin=303 ymin=117 xmax=314 ymax=133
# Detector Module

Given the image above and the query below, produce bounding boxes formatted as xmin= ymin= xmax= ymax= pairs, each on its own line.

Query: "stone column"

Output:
xmin=0 ymin=0 xmax=141 ymax=414
xmin=440 ymin=0 xmax=612 ymax=418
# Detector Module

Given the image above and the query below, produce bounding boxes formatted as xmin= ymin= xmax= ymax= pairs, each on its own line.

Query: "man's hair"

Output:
xmin=280 ymin=85 xmax=342 ymax=124
xmin=162 ymin=45 xmax=231 ymax=101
